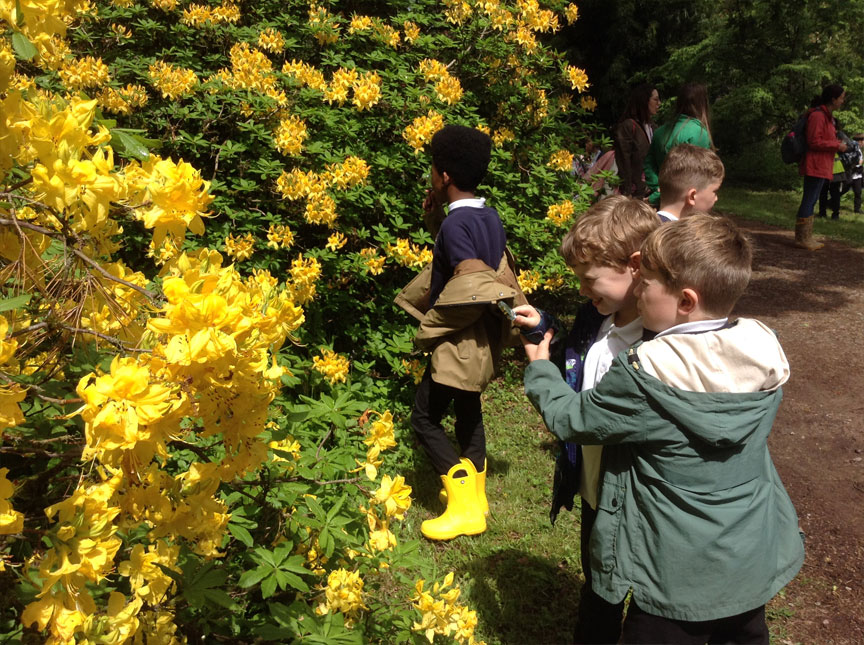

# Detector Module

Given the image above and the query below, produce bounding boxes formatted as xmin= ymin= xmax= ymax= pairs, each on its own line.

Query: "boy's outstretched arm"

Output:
xmin=523 ymin=349 xmax=649 ymax=445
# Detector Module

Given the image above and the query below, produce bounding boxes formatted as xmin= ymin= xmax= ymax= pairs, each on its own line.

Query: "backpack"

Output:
xmin=781 ymin=111 xmax=810 ymax=164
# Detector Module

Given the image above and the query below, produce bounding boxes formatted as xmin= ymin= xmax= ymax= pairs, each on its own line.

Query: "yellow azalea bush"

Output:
xmin=0 ymin=0 xmax=599 ymax=641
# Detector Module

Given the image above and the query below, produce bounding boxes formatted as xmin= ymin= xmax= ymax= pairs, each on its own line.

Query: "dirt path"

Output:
xmin=727 ymin=216 xmax=864 ymax=644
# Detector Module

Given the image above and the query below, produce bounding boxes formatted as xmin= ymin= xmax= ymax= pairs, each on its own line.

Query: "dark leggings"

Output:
xmin=411 ymin=370 xmax=485 ymax=475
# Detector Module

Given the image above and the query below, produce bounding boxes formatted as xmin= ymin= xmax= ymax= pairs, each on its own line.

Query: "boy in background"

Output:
xmin=395 ymin=125 xmax=525 ymax=541
xmin=513 ymin=195 xmax=659 ymax=643
xmin=656 ymin=143 xmax=725 ymax=222
xmin=522 ymin=214 xmax=803 ymax=644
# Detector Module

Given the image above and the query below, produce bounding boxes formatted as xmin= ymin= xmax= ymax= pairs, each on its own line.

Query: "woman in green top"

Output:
xmin=643 ymin=83 xmax=713 ymax=205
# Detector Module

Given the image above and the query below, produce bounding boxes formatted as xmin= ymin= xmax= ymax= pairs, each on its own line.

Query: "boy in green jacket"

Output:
xmin=522 ymin=214 xmax=803 ymax=643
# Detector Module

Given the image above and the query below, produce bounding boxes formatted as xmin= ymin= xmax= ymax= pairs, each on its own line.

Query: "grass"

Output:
xmin=408 ymin=357 xmax=583 ymax=644
xmin=719 ymin=184 xmax=864 ymax=246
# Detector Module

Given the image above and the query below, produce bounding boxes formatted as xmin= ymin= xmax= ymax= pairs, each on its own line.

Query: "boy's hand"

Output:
xmin=521 ymin=329 xmax=554 ymax=362
xmin=423 ymin=189 xmax=446 ymax=236
xmin=512 ymin=304 xmax=541 ymax=328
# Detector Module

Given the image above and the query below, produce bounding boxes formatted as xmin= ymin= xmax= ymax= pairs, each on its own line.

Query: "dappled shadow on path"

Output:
xmin=465 ymin=548 xmax=582 ymax=645
xmin=728 ymin=219 xmax=864 ymax=319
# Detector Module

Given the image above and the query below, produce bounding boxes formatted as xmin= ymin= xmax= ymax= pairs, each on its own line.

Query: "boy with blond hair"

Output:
xmin=522 ymin=214 xmax=803 ymax=643
xmin=513 ymin=194 xmax=659 ymax=643
xmin=657 ymin=143 xmax=725 ymax=222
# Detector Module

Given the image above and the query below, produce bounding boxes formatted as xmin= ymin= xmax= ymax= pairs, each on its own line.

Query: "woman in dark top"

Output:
xmin=613 ymin=84 xmax=660 ymax=198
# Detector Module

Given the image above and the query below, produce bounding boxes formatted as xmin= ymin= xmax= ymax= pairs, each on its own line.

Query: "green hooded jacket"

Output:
xmin=524 ymin=319 xmax=804 ymax=621
xmin=643 ymin=114 xmax=712 ymax=206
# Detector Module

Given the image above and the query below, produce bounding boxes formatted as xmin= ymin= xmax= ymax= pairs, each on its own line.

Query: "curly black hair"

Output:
xmin=430 ymin=125 xmax=492 ymax=192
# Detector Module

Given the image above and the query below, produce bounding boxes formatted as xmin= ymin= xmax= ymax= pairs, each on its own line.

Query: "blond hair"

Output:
xmin=560 ymin=195 xmax=659 ymax=267
xmin=640 ymin=213 xmax=752 ymax=316
xmin=658 ymin=144 xmax=725 ymax=203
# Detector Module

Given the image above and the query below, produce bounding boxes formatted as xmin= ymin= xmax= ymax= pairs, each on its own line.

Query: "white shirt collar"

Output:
xmin=657 ymin=210 xmax=679 ymax=221
xmin=600 ymin=314 xmax=643 ymax=343
xmin=655 ymin=318 xmax=728 ymax=338
xmin=448 ymin=197 xmax=486 ymax=211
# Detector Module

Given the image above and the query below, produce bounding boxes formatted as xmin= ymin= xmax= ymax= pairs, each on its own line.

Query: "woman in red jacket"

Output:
xmin=796 ymin=85 xmax=847 ymax=250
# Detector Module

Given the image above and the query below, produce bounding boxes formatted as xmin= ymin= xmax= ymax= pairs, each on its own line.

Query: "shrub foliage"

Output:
xmin=0 ymin=0 xmax=594 ymax=642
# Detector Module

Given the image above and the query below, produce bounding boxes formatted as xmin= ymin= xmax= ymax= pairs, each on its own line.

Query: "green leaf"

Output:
xmin=111 ymin=129 xmax=150 ymax=161
xmin=237 ymin=567 xmax=268 ymax=588
xmin=273 ymin=568 xmax=309 ymax=592
xmin=11 ymin=32 xmax=37 ymax=61
xmin=228 ymin=523 xmax=254 ymax=547
xmin=0 ymin=294 xmax=30 ymax=313
xmin=260 ymin=572 xmax=278 ymax=599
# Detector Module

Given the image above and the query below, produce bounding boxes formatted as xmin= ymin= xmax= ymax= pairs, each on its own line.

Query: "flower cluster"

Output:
xmin=0 ymin=468 xmax=23 ymax=536
xmin=360 ymin=247 xmax=386 ymax=275
xmin=386 ymin=238 xmax=434 ymax=269
xmin=212 ymin=42 xmax=286 ymax=104
xmin=148 ymin=60 xmax=198 ymax=99
xmin=518 ymin=269 xmax=541 ymax=294
xmin=356 ymin=410 xmax=396 ymax=480
xmin=566 ymin=65 xmax=590 ymax=92
xmin=58 ymin=55 xmax=110 ymax=90
xmin=225 ymin=232 xmax=256 ymax=260
xmin=95 ymin=83 xmax=149 ymax=115
xmin=417 ymin=58 xmax=463 ymax=105
xmin=411 ymin=573 xmax=484 ymax=645
xmin=564 ymin=3 xmax=580 ymax=24
xmin=181 ymin=2 xmax=241 ymax=27
xmin=315 ymin=569 xmax=367 ymax=625
xmin=312 ymin=348 xmax=350 ymax=385
xmin=258 ymin=27 xmax=285 ymax=53
xmin=547 ymin=149 xmax=574 ymax=171
xmin=273 ymin=114 xmax=308 ymax=156
xmin=308 ymin=3 xmax=341 ymax=45
xmin=580 ymin=95 xmax=597 ymax=111
xmin=546 ymin=200 xmax=575 ymax=227
xmin=352 ymin=71 xmax=382 ymax=111
xmin=267 ymin=223 xmax=295 ymax=249
xmin=403 ymin=110 xmax=445 ymax=153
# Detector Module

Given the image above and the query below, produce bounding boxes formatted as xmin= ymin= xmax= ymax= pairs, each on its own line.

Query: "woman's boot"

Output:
xmin=422 ymin=459 xmax=486 ymax=540
xmin=795 ymin=216 xmax=823 ymax=250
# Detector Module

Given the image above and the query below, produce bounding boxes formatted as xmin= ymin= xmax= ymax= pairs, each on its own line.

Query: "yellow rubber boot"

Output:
xmin=439 ymin=459 xmax=489 ymax=516
xmin=422 ymin=460 xmax=486 ymax=540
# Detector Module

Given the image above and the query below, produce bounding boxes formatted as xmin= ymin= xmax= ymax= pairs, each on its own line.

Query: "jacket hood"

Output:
xmin=631 ymin=318 xmax=789 ymax=448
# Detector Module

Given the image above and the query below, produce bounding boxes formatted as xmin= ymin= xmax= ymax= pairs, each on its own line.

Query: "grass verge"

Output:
xmin=719 ymin=184 xmax=864 ymax=246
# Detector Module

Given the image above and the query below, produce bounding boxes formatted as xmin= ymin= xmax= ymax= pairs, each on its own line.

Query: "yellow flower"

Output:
xmin=349 ymin=15 xmax=374 ymax=32
xmin=258 ymin=27 xmax=285 ymax=53
xmin=267 ymin=223 xmax=295 ymax=249
xmin=580 ymin=95 xmax=597 ymax=111
xmin=547 ymin=149 xmax=574 ymax=171
xmin=403 ymin=20 xmax=420 ymax=43
xmin=361 ymin=248 xmax=386 ymax=275
xmin=492 ymin=128 xmax=515 ymax=146
xmin=304 ymin=191 xmax=338 ymax=227
xmin=312 ymin=348 xmax=350 ymax=385
xmin=224 ymin=232 xmax=255 ymax=261
xmin=352 ymin=71 xmax=381 ymax=111
xmin=372 ymin=474 xmax=412 ymax=520
xmin=403 ymin=110 xmax=445 ymax=153
xmin=565 ymin=65 xmax=590 ymax=92
xmin=315 ymin=568 xmax=367 ymax=624
xmin=517 ymin=269 xmax=541 ymax=294
xmin=401 ymin=358 xmax=425 ymax=384
xmin=326 ymin=232 xmax=347 ymax=251
xmin=0 ymin=468 xmax=24 ymax=535
xmin=434 ymin=75 xmax=463 ymax=105
xmin=109 ymin=23 xmax=132 ymax=38
xmin=273 ymin=115 xmax=308 ymax=156
xmin=148 ymin=61 xmax=198 ymax=99
xmin=126 ymin=155 xmax=212 ymax=249
xmin=564 ymin=3 xmax=580 ymax=24
xmin=546 ymin=200 xmax=575 ymax=226
xmin=117 ymin=541 xmax=180 ymax=604
xmin=58 ymin=56 xmax=111 ymax=90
